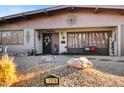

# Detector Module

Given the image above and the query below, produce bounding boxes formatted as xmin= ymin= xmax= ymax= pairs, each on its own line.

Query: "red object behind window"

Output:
xmin=90 ymin=47 xmax=96 ymax=52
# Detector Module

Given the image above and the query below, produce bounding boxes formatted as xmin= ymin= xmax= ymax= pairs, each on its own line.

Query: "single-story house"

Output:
xmin=0 ymin=5 xmax=124 ymax=56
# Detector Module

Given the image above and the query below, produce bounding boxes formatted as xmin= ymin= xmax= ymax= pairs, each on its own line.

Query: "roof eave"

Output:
xmin=0 ymin=5 xmax=124 ymax=21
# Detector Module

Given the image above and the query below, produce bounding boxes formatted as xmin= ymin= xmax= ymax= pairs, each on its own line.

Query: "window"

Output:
xmin=68 ymin=32 xmax=110 ymax=48
xmin=2 ymin=32 xmax=11 ymax=44
xmin=17 ymin=31 xmax=24 ymax=44
xmin=0 ymin=31 xmax=24 ymax=45
xmin=68 ymin=33 xmax=83 ymax=48
xmin=11 ymin=32 xmax=18 ymax=44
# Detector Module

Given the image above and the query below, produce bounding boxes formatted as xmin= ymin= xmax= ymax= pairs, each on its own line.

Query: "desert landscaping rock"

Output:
xmin=67 ymin=57 xmax=92 ymax=69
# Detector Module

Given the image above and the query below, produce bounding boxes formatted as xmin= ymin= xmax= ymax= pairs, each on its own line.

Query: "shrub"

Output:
xmin=0 ymin=55 xmax=17 ymax=87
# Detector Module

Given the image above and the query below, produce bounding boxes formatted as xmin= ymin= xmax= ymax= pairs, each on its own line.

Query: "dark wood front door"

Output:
xmin=43 ymin=33 xmax=59 ymax=54
xmin=43 ymin=33 xmax=51 ymax=54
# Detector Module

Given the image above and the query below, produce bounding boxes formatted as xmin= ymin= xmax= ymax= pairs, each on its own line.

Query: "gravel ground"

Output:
xmin=11 ymin=64 xmax=124 ymax=87
xmin=10 ymin=55 xmax=124 ymax=87
xmin=15 ymin=55 xmax=124 ymax=76
xmin=15 ymin=55 xmax=70 ymax=71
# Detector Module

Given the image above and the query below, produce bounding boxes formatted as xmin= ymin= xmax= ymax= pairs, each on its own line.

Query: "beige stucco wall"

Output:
xmin=0 ymin=12 xmax=124 ymax=30
xmin=0 ymin=10 xmax=124 ymax=55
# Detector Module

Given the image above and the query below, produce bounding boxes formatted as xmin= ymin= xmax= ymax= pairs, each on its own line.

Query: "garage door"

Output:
xmin=67 ymin=31 xmax=112 ymax=55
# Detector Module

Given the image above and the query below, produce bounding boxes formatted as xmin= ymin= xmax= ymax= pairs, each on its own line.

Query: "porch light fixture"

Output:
xmin=61 ymin=32 xmax=65 ymax=39
xmin=62 ymin=36 xmax=65 ymax=39
xmin=61 ymin=32 xmax=63 ymax=35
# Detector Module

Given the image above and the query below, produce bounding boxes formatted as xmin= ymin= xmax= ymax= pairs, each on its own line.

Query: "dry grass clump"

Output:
xmin=0 ymin=55 xmax=17 ymax=87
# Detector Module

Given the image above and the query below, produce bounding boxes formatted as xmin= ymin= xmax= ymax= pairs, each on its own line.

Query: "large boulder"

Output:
xmin=67 ymin=57 xmax=92 ymax=69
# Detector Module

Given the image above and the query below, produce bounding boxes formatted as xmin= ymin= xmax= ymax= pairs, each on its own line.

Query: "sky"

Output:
xmin=0 ymin=5 xmax=55 ymax=17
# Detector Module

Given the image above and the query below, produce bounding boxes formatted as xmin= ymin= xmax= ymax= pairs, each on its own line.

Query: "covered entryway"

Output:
xmin=43 ymin=33 xmax=59 ymax=54
xmin=67 ymin=31 xmax=112 ymax=55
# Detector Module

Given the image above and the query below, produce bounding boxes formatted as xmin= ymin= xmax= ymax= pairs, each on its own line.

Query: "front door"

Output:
xmin=43 ymin=33 xmax=51 ymax=54
xmin=43 ymin=33 xmax=59 ymax=54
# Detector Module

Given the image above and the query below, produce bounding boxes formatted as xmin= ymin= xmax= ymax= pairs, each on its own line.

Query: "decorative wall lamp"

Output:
xmin=61 ymin=32 xmax=65 ymax=39
xmin=61 ymin=32 xmax=66 ymax=44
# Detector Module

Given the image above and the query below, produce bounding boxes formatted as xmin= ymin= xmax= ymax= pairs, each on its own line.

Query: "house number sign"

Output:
xmin=44 ymin=74 xmax=59 ymax=86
